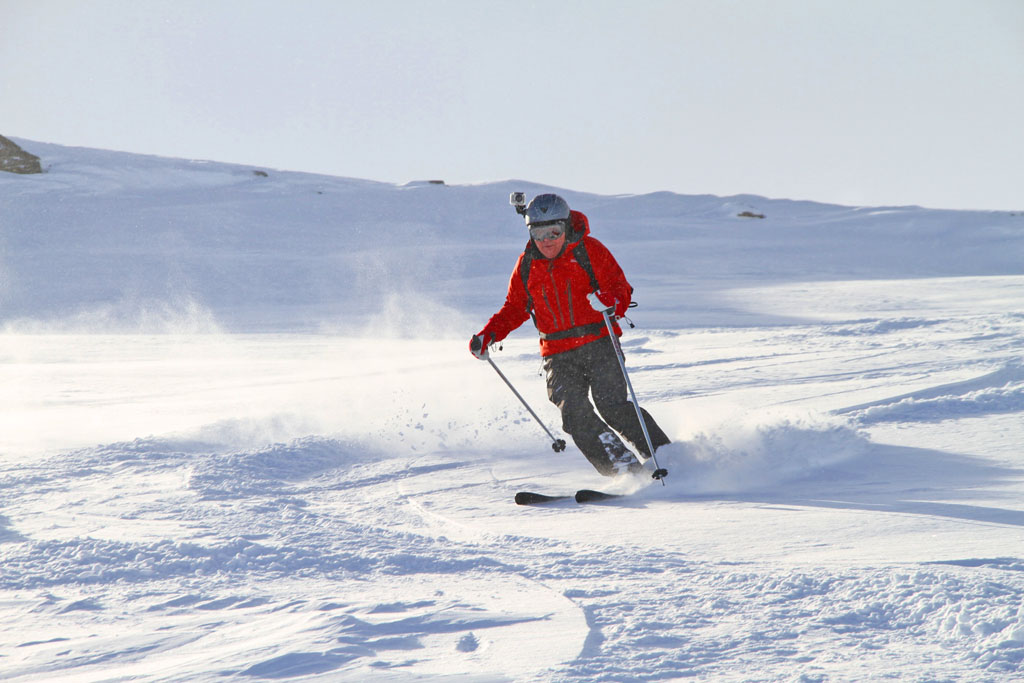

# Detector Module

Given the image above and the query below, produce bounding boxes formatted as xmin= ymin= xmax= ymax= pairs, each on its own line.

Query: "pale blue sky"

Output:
xmin=3 ymin=0 xmax=1022 ymax=210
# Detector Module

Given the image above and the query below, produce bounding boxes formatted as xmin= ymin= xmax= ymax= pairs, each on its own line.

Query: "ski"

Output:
xmin=575 ymin=489 xmax=622 ymax=503
xmin=515 ymin=489 xmax=623 ymax=505
xmin=514 ymin=491 xmax=572 ymax=505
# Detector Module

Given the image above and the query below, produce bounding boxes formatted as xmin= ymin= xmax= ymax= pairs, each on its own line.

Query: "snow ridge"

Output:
xmin=848 ymin=362 xmax=1024 ymax=424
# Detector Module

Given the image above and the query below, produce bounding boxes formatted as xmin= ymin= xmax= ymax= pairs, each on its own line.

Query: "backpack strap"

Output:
xmin=519 ymin=243 xmax=538 ymax=327
xmin=571 ymin=240 xmax=600 ymax=294
xmin=574 ymin=237 xmax=634 ymax=302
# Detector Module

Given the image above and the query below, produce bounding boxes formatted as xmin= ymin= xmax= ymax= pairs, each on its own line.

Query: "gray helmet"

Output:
xmin=524 ymin=194 xmax=570 ymax=227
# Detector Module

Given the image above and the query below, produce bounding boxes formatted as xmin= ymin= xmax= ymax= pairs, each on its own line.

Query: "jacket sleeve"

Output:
xmin=586 ymin=237 xmax=633 ymax=318
xmin=480 ymin=250 xmax=532 ymax=342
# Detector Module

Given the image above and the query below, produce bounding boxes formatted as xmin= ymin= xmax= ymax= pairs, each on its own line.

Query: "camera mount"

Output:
xmin=509 ymin=191 xmax=528 ymax=216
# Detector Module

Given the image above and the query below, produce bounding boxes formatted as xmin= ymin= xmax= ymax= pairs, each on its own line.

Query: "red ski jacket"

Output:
xmin=481 ymin=211 xmax=633 ymax=357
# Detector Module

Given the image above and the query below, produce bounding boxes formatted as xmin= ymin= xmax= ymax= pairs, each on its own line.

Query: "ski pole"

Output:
xmin=600 ymin=309 xmax=668 ymax=483
xmin=485 ymin=353 xmax=567 ymax=453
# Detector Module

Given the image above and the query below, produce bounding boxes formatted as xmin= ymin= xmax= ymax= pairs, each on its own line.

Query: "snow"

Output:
xmin=1 ymin=139 xmax=1023 ymax=681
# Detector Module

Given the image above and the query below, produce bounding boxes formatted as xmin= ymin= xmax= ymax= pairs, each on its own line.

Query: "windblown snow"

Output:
xmin=1 ymin=140 xmax=1023 ymax=681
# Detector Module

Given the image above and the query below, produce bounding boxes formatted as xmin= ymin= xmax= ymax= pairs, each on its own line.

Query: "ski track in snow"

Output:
xmin=3 ymin=143 xmax=1024 ymax=681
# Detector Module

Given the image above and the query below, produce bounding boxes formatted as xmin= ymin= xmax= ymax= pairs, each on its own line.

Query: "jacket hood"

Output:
xmin=569 ymin=210 xmax=590 ymax=239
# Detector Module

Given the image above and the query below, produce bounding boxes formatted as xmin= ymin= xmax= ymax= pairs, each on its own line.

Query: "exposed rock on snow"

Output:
xmin=0 ymin=135 xmax=42 ymax=174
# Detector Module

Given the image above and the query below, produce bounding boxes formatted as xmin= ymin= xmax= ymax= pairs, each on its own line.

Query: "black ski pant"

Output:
xmin=544 ymin=335 xmax=670 ymax=476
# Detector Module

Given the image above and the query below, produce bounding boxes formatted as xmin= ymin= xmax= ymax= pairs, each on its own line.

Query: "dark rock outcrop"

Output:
xmin=0 ymin=135 xmax=42 ymax=174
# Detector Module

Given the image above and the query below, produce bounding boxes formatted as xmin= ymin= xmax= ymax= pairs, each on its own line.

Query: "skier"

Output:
xmin=470 ymin=194 xmax=670 ymax=476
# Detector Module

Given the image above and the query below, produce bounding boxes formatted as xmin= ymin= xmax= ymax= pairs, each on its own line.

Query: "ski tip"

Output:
xmin=515 ymin=491 xmax=570 ymax=506
xmin=574 ymin=489 xmax=622 ymax=504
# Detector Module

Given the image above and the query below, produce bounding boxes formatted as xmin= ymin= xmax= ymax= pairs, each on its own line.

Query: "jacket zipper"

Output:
xmin=567 ymin=280 xmax=575 ymax=327
xmin=541 ymin=290 xmax=560 ymax=327
xmin=544 ymin=262 xmax=567 ymax=329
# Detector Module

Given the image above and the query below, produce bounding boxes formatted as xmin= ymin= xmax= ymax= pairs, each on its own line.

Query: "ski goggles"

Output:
xmin=529 ymin=221 xmax=566 ymax=242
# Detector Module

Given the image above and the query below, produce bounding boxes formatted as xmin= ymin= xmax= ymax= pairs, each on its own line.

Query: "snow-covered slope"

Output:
xmin=2 ymin=141 xmax=1023 ymax=681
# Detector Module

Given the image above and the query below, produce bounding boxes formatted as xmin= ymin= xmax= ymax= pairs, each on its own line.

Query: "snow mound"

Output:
xmin=187 ymin=436 xmax=366 ymax=500
xmin=848 ymin=363 xmax=1024 ymax=424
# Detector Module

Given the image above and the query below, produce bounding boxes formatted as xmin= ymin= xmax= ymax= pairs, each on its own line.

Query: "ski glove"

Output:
xmin=587 ymin=291 xmax=617 ymax=315
xmin=469 ymin=332 xmax=495 ymax=360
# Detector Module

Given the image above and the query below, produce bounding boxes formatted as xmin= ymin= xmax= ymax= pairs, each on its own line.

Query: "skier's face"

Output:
xmin=534 ymin=230 xmax=566 ymax=259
